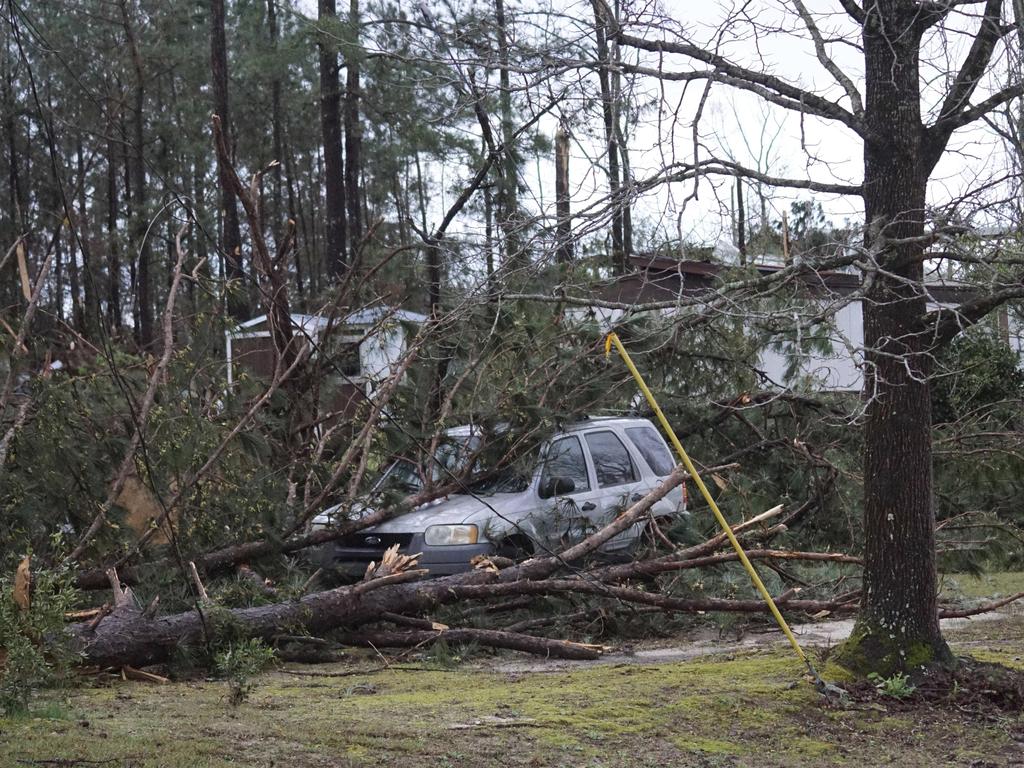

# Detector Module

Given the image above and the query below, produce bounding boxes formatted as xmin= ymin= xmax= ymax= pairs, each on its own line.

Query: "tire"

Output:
xmin=495 ymin=534 xmax=534 ymax=561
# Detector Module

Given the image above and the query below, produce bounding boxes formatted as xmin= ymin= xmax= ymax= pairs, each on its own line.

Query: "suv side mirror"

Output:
xmin=539 ymin=476 xmax=575 ymax=499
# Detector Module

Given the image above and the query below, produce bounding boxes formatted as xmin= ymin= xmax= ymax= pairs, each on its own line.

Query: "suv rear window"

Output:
xmin=585 ymin=431 xmax=638 ymax=487
xmin=625 ymin=426 xmax=675 ymax=476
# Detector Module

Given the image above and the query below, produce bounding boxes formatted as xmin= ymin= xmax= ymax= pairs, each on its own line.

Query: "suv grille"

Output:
xmin=335 ymin=532 xmax=414 ymax=550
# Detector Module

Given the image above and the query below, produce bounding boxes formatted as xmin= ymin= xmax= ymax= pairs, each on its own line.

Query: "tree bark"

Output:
xmin=610 ymin=0 xmax=632 ymax=257
xmin=3 ymin=57 xmax=25 ymax=241
xmin=319 ymin=0 xmax=348 ymax=278
xmin=106 ymin=134 xmax=121 ymax=330
xmin=554 ymin=126 xmax=572 ymax=263
xmin=282 ymin=129 xmax=306 ymax=302
xmin=75 ymin=136 xmax=99 ymax=335
xmin=735 ymin=177 xmax=746 ymax=265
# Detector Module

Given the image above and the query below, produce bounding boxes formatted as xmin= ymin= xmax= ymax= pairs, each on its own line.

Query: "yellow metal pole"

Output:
xmin=605 ymin=331 xmax=820 ymax=678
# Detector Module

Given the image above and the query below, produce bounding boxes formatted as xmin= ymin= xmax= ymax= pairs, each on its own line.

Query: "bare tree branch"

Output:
xmin=610 ymin=10 xmax=868 ymax=137
xmin=791 ymin=0 xmax=865 ymax=119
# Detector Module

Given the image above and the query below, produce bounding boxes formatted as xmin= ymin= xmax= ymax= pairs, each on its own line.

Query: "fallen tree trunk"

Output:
xmin=68 ymin=560 xmax=860 ymax=668
xmin=442 ymin=579 xmax=861 ymax=615
xmin=69 ymin=569 xmax=428 ymax=668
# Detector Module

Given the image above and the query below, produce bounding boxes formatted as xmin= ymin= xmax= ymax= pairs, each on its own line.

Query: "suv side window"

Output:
xmin=585 ymin=431 xmax=638 ymax=488
xmin=625 ymin=426 xmax=675 ymax=476
xmin=540 ymin=436 xmax=591 ymax=493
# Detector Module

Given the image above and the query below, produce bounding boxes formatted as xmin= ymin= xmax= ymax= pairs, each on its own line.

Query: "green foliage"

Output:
xmin=0 ymin=341 xmax=300 ymax=564
xmin=932 ymin=332 xmax=1024 ymax=425
xmin=931 ymin=332 xmax=1024 ymax=570
xmin=422 ymin=637 xmax=477 ymax=667
xmin=0 ymin=562 xmax=80 ymax=715
xmin=212 ymin=638 xmax=276 ymax=706
xmin=867 ymin=672 xmax=917 ymax=699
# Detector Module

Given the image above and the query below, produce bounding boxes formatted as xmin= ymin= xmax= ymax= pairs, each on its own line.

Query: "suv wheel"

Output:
xmin=495 ymin=534 xmax=534 ymax=561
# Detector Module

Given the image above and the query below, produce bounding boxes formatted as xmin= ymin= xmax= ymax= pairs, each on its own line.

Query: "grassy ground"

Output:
xmin=2 ymin=577 xmax=1023 ymax=768
xmin=941 ymin=571 xmax=1024 ymax=602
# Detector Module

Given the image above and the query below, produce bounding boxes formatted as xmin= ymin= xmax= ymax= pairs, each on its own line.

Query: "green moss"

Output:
xmin=904 ymin=641 xmax=936 ymax=669
xmin=941 ymin=571 xmax=1024 ymax=600
xmin=833 ymin=621 xmax=954 ymax=678
xmin=965 ymin=648 xmax=1024 ymax=670
xmin=821 ymin=661 xmax=857 ymax=685
xmin=790 ymin=737 xmax=835 ymax=758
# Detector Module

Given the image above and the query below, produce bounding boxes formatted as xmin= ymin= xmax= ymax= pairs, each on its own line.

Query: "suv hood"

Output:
xmin=368 ymin=492 xmax=524 ymax=537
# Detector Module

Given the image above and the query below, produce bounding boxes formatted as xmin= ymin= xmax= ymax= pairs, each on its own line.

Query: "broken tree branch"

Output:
xmin=65 ymin=225 xmax=189 ymax=562
xmin=336 ymin=628 xmax=603 ymax=660
xmin=939 ymin=591 xmax=1024 ymax=619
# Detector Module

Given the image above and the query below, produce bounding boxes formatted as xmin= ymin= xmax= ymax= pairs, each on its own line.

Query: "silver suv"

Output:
xmin=311 ymin=417 xmax=684 ymax=576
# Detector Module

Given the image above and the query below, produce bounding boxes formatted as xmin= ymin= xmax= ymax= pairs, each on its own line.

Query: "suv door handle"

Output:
xmin=631 ymin=493 xmax=644 ymax=502
xmin=580 ymin=502 xmax=597 ymax=512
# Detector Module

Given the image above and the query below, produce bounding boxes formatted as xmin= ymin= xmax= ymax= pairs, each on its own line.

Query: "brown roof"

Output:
xmin=600 ymin=254 xmax=973 ymax=306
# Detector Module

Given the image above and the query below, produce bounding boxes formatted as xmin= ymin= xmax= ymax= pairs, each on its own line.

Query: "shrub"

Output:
xmin=213 ymin=637 xmax=276 ymax=706
xmin=0 ymin=559 xmax=79 ymax=715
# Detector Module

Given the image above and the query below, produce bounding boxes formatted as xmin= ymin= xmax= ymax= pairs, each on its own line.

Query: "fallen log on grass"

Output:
xmin=68 ymin=559 xmax=857 ymax=669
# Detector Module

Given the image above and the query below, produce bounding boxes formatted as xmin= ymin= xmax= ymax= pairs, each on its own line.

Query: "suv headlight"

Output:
xmin=424 ymin=524 xmax=478 ymax=546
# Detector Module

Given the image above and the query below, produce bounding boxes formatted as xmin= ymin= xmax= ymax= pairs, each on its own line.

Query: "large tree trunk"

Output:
xmin=494 ymin=0 xmax=521 ymax=267
xmin=129 ymin=47 xmax=151 ymax=346
xmin=210 ymin=0 xmax=247 ymax=318
xmin=118 ymin=0 xmax=153 ymax=347
xmin=836 ymin=3 xmax=953 ymax=675
xmin=319 ymin=0 xmax=348 ymax=278
xmin=75 ymin=136 xmax=99 ymax=335
xmin=267 ymin=0 xmax=284 ymax=232
xmin=106 ymin=134 xmax=122 ymax=330
xmin=343 ymin=0 xmax=363 ymax=253
xmin=3 ymin=54 xmax=26 ymax=247
xmin=554 ymin=126 xmax=572 ymax=263
xmin=591 ymin=0 xmax=624 ymax=275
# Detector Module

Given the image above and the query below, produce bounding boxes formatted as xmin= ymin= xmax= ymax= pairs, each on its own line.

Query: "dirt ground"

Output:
xmin=2 ymin=574 xmax=1023 ymax=768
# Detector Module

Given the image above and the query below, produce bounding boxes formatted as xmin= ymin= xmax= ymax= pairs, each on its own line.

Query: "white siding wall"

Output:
xmin=572 ymin=296 xmax=1024 ymax=394
xmin=757 ymin=301 xmax=864 ymax=391
xmin=1008 ymin=311 xmax=1024 ymax=359
xmin=359 ymin=323 xmax=406 ymax=383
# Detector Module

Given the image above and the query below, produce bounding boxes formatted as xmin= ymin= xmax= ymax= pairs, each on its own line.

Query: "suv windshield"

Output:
xmin=374 ymin=459 xmax=424 ymax=494
xmin=372 ymin=432 xmax=485 ymax=494
xmin=466 ymin=466 xmax=531 ymax=495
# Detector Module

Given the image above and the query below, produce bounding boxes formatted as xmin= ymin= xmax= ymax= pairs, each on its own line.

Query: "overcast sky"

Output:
xmin=293 ymin=0 xmax=1018 ymax=257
